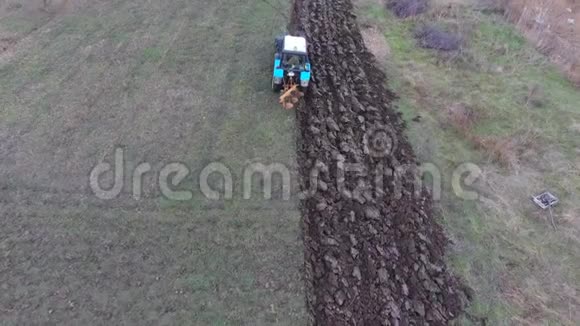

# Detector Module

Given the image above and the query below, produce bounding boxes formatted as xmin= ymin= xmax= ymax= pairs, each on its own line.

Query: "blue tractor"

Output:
xmin=272 ymin=35 xmax=311 ymax=109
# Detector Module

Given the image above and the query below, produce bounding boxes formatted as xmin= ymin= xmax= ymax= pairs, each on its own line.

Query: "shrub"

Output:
xmin=414 ymin=24 xmax=462 ymax=51
xmin=387 ymin=0 xmax=429 ymax=18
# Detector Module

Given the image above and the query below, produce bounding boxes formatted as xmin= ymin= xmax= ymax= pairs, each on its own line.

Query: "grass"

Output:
xmin=0 ymin=0 xmax=305 ymax=324
xmin=356 ymin=0 xmax=580 ymax=324
xmin=2 ymin=0 xmax=578 ymax=324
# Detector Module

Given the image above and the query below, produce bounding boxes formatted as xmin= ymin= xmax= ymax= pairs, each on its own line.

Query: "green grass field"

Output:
xmin=2 ymin=0 xmax=579 ymax=324
xmin=0 ymin=0 xmax=305 ymax=324
xmin=356 ymin=0 xmax=580 ymax=324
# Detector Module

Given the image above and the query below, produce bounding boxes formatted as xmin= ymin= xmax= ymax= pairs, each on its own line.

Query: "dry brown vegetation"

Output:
xmin=471 ymin=131 xmax=540 ymax=168
xmin=444 ymin=102 xmax=539 ymax=169
xmin=387 ymin=0 xmax=430 ymax=17
xmin=502 ymin=0 xmax=580 ymax=85
xmin=361 ymin=26 xmax=391 ymax=65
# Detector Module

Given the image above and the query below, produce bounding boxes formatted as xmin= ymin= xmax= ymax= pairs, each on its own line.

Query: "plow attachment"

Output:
xmin=279 ymin=84 xmax=304 ymax=110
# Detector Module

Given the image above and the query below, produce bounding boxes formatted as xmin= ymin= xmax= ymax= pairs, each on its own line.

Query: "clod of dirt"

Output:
xmin=387 ymin=0 xmax=429 ymax=18
xmin=414 ymin=24 xmax=461 ymax=51
xmin=291 ymin=0 xmax=469 ymax=324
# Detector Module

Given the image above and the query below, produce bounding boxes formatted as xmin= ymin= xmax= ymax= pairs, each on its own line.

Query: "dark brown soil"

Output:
xmin=291 ymin=0 xmax=469 ymax=324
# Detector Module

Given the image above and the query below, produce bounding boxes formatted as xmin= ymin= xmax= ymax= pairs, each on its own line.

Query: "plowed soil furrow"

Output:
xmin=291 ymin=0 xmax=468 ymax=324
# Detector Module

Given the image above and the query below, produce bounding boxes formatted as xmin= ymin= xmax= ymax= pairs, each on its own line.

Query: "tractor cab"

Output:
xmin=272 ymin=35 xmax=311 ymax=93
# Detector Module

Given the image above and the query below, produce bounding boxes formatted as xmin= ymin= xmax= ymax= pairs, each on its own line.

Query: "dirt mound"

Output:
xmin=290 ymin=0 xmax=469 ymax=324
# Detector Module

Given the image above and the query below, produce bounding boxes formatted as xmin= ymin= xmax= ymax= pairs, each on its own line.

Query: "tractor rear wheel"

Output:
xmin=272 ymin=78 xmax=283 ymax=92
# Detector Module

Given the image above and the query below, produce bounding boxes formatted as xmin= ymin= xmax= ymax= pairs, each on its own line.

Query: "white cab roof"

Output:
xmin=283 ymin=35 xmax=307 ymax=54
